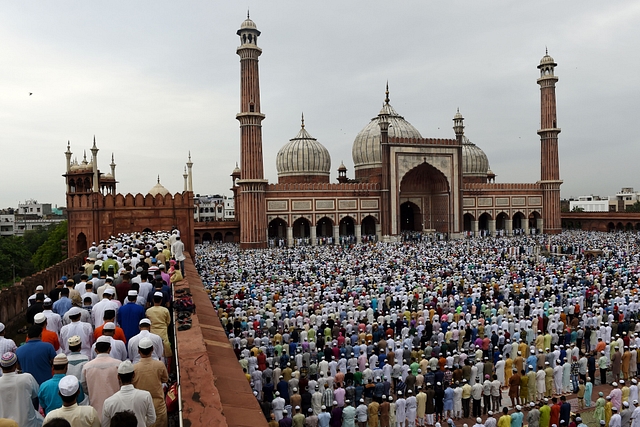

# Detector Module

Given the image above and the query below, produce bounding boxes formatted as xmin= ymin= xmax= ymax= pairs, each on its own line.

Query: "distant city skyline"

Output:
xmin=1 ymin=1 xmax=639 ymax=208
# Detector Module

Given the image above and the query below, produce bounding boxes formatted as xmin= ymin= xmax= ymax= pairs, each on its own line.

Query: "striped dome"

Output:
xmin=461 ymin=136 xmax=489 ymax=178
xmin=276 ymin=122 xmax=331 ymax=178
xmin=352 ymin=101 xmax=422 ymax=171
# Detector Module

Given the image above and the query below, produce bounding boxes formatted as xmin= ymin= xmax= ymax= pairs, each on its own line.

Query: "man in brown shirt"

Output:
xmin=508 ymin=368 xmax=521 ymax=408
xmin=133 ymin=337 xmax=169 ymax=427
xmin=379 ymin=396 xmax=391 ymax=427
xmin=611 ymin=346 xmax=622 ymax=383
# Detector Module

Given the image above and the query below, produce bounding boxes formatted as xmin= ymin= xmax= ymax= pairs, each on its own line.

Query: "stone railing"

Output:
xmin=0 ymin=251 xmax=87 ymax=336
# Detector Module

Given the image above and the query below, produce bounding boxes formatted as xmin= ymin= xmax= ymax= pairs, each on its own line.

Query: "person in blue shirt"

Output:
xmin=38 ymin=354 xmax=86 ymax=415
xmin=510 ymin=405 xmax=524 ymax=427
xmin=52 ymin=288 xmax=73 ymax=316
xmin=15 ymin=325 xmax=57 ymax=385
xmin=318 ymin=405 xmax=331 ymax=427
xmin=117 ymin=290 xmax=146 ymax=341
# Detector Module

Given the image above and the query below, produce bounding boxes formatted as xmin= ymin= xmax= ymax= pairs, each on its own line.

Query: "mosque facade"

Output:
xmin=234 ymin=17 xmax=562 ymax=249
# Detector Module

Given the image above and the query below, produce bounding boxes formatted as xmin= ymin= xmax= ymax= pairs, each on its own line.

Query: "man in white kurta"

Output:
xmin=396 ymin=392 xmax=407 ymax=427
xmin=102 ymin=360 xmax=156 ymax=427
xmin=59 ymin=307 xmax=94 ymax=357
xmin=0 ymin=352 xmax=44 ymax=427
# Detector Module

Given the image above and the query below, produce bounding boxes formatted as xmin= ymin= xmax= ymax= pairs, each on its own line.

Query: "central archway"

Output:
xmin=399 ymin=162 xmax=450 ymax=233
xmin=400 ymin=201 xmax=421 ymax=231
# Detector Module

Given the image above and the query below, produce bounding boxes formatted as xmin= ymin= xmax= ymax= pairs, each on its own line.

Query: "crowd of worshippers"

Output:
xmin=194 ymin=231 xmax=640 ymax=427
xmin=0 ymin=230 xmax=186 ymax=427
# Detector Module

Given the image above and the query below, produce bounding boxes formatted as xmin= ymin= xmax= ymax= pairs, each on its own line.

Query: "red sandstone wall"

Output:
xmin=0 ymin=252 xmax=87 ymax=336
xmin=176 ymin=255 xmax=268 ymax=427
xmin=67 ymin=192 xmax=194 ymax=257
xmin=278 ymin=175 xmax=330 ymax=184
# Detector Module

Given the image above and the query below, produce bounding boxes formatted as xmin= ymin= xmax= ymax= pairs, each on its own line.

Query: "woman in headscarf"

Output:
xmin=583 ymin=377 xmax=593 ymax=408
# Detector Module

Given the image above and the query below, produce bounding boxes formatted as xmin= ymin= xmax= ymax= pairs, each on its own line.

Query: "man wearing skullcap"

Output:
xmin=102 ymin=361 xmax=156 ymax=427
xmin=38 ymin=353 xmax=86 ymax=415
xmin=0 ymin=323 xmax=16 ymax=355
xmin=44 ymin=374 xmax=99 ymax=426
xmin=0 ymin=352 xmax=43 ymax=427
xmin=133 ymin=337 xmax=169 ymax=427
xmin=146 ymin=291 xmax=173 ymax=363
xmin=81 ymin=335 xmax=121 ymax=417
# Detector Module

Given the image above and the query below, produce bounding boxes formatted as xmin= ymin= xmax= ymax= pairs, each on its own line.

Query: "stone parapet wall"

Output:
xmin=0 ymin=252 xmax=87 ymax=335
xmin=176 ymin=254 xmax=267 ymax=427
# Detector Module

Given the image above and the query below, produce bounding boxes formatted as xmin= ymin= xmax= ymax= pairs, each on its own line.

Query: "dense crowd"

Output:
xmin=195 ymin=231 xmax=640 ymax=427
xmin=0 ymin=230 xmax=187 ymax=427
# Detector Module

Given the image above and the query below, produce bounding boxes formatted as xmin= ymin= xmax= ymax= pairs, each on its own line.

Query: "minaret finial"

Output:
xmin=545 ymin=46 xmax=548 ymax=55
xmin=188 ymin=151 xmax=191 ymax=162
xmin=247 ymin=9 xmax=250 ymax=19
xmin=457 ymin=107 xmax=460 ymax=113
xmin=385 ymin=81 xmax=390 ymax=104
xmin=301 ymin=112 xmax=305 ymax=128
xmin=111 ymin=153 xmax=114 ymax=162
xmin=157 ymin=175 xmax=160 ymax=184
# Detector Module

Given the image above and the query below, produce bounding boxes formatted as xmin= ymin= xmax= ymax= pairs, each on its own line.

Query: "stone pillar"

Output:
xmin=375 ymin=223 xmax=382 ymax=242
xmin=488 ymin=220 xmax=496 ymax=236
xmin=355 ymin=223 xmax=361 ymax=243
xmin=472 ymin=220 xmax=479 ymax=236
xmin=333 ymin=224 xmax=339 ymax=245
xmin=310 ymin=227 xmax=317 ymax=246
xmin=505 ymin=219 xmax=513 ymax=236
xmin=523 ymin=219 xmax=530 ymax=235
xmin=286 ymin=226 xmax=293 ymax=247
xmin=537 ymin=218 xmax=544 ymax=234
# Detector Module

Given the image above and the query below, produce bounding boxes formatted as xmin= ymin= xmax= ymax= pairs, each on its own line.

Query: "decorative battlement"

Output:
xmin=66 ymin=192 xmax=191 ymax=209
xmin=389 ymin=136 xmax=459 ymax=146
xmin=267 ymin=182 xmax=380 ymax=192
xmin=463 ymin=183 xmax=540 ymax=190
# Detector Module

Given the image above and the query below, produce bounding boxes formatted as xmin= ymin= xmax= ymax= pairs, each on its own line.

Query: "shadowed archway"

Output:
xmin=400 ymin=201 xmax=421 ymax=231
xmin=76 ymin=232 xmax=87 ymax=253
xmin=399 ymin=162 xmax=450 ymax=233
xmin=268 ymin=218 xmax=287 ymax=239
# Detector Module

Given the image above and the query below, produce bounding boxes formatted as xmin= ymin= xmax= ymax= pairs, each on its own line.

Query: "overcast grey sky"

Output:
xmin=1 ymin=1 xmax=639 ymax=209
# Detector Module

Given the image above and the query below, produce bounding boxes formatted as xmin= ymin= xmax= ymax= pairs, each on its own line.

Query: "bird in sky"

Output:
xmin=29 ymin=92 xmax=32 ymax=96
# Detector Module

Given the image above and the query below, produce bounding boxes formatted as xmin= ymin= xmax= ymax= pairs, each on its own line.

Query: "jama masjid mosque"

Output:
xmin=63 ymin=14 xmax=562 ymax=253
xmin=233 ymin=15 xmax=562 ymax=249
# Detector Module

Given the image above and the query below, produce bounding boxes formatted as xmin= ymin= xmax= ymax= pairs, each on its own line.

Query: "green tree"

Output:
xmin=23 ymin=224 xmax=54 ymax=254
xmin=31 ymin=221 xmax=68 ymax=271
xmin=571 ymin=206 xmax=585 ymax=212
xmin=626 ymin=201 xmax=640 ymax=213
xmin=0 ymin=235 xmax=33 ymax=287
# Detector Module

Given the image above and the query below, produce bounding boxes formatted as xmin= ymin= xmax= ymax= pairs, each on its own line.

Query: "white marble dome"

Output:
xmin=352 ymin=101 xmax=422 ymax=171
xmin=276 ymin=121 xmax=331 ymax=178
xmin=149 ymin=178 xmax=169 ymax=197
xmin=462 ymin=136 xmax=489 ymax=178
xmin=240 ymin=16 xmax=257 ymax=30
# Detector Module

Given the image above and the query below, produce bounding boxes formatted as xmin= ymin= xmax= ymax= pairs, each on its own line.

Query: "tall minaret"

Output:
xmin=537 ymin=50 xmax=562 ymax=234
xmin=90 ymin=136 xmax=99 ymax=193
xmin=236 ymin=13 xmax=267 ymax=249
